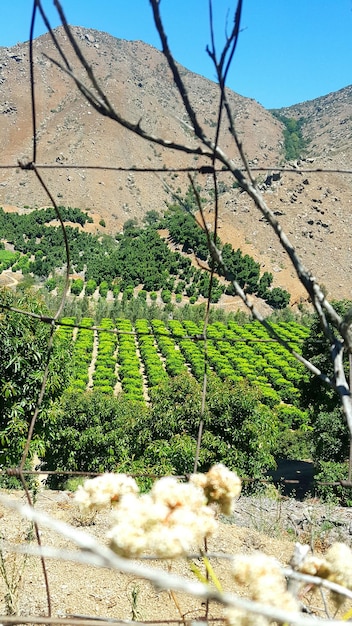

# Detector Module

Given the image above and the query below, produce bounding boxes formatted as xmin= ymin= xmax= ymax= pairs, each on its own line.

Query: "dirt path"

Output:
xmin=0 ymin=270 xmax=22 ymax=288
xmin=87 ymin=329 xmax=98 ymax=390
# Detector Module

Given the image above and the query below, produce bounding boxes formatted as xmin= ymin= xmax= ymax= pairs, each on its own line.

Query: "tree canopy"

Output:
xmin=0 ymin=288 xmax=72 ymax=474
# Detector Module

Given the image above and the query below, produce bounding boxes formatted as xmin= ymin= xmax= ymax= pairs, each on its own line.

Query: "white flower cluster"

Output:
xmin=75 ymin=473 xmax=139 ymax=512
xmin=299 ymin=542 xmax=352 ymax=607
xmin=75 ymin=466 xmax=241 ymax=558
xmin=226 ymin=552 xmax=299 ymax=626
xmin=190 ymin=463 xmax=242 ymax=515
xmin=108 ymin=477 xmax=217 ymax=558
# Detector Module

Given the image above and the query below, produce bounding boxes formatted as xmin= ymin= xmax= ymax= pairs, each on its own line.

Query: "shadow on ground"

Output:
xmin=267 ymin=458 xmax=315 ymax=500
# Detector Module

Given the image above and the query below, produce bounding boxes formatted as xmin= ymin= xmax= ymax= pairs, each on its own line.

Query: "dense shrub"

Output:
xmin=314 ymin=461 xmax=352 ymax=506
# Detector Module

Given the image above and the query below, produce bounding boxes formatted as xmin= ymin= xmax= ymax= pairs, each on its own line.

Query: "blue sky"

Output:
xmin=0 ymin=1 xmax=351 ymax=109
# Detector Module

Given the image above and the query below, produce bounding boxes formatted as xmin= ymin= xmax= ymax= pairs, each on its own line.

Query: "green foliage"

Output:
xmin=265 ymin=287 xmax=290 ymax=309
xmin=63 ymin=476 xmax=85 ymax=491
xmin=314 ymin=461 xmax=352 ymax=506
xmin=275 ymin=404 xmax=309 ymax=430
xmin=166 ymin=205 xmax=211 ymax=261
xmin=85 ymin=279 xmax=97 ymax=296
xmin=132 ymin=373 xmax=279 ymax=479
xmin=299 ymin=301 xmax=352 ymax=505
xmin=300 ymin=300 xmax=352 ymax=413
xmin=45 ymin=277 xmax=56 ymax=292
xmin=221 ymin=244 xmax=260 ymax=293
xmin=0 ymin=288 xmax=72 ymax=470
xmin=276 ymin=428 xmax=312 ymax=460
xmin=272 ymin=112 xmax=308 ymax=161
xmin=99 ymin=281 xmax=109 ymax=298
xmin=71 ymin=278 xmax=84 ymax=296
xmin=0 ymin=249 xmax=19 ymax=271
xmin=0 ymin=284 xmax=312 ymax=488
xmin=257 ymin=271 xmax=273 ymax=299
xmin=205 ymin=376 xmax=279 ymax=478
xmin=183 ymin=184 xmax=206 ymax=212
xmin=44 ymin=390 xmax=146 ymax=487
xmin=161 ymin=289 xmax=171 ymax=304
xmin=49 ymin=372 xmax=275 ymax=480
xmin=312 ymin=407 xmax=349 ymax=463
xmin=0 ymin=207 xmax=110 ymax=280
xmin=123 ymin=218 xmax=139 ymax=233
xmin=103 ymin=224 xmax=188 ymax=293
xmin=0 ymin=202 xmax=290 ymax=309
xmin=142 ymin=210 xmax=163 ymax=228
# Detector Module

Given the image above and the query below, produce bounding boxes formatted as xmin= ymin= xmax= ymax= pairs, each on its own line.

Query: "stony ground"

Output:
xmin=1 ymin=488 xmax=352 ymax=622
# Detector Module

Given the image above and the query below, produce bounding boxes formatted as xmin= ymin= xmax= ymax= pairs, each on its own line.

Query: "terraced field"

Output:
xmin=56 ymin=318 xmax=310 ymax=408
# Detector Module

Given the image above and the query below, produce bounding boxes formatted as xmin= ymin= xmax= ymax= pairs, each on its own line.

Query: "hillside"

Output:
xmin=0 ymin=27 xmax=352 ymax=301
xmin=279 ymin=85 xmax=352 ymax=168
xmin=0 ymin=27 xmax=283 ymax=219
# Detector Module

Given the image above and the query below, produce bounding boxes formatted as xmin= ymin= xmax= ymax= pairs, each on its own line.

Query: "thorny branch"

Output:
xmin=149 ymin=0 xmax=352 ymax=440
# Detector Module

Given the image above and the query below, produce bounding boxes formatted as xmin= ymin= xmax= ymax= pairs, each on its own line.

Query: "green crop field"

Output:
xmin=0 ymin=249 xmax=19 ymax=271
xmin=56 ymin=317 xmax=310 ymax=409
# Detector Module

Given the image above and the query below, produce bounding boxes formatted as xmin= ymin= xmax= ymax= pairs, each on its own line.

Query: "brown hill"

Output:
xmin=280 ymin=85 xmax=352 ymax=168
xmin=0 ymin=27 xmax=352 ymax=303
xmin=0 ymin=27 xmax=283 ymax=219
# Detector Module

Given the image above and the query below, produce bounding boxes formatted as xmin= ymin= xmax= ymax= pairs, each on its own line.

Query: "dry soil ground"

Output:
xmin=1 ymin=488 xmax=352 ymax=623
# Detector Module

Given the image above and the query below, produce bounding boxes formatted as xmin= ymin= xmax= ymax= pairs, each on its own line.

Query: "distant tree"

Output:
xmin=142 ymin=210 xmax=162 ymax=228
xmin=45 ymin=277 xmax=57 ymax=292
xmin=272 ymin=113 xmax=308 ymax=161
xmin=123 ymin=218 xmax=139 ymax=234
xmin=85 ymin=278 xmax=97 ymax=296
xmin=71 ymin=278 xmax=84 ymax=295
xmin=99 ymin=280 xmax=109 ymax=298
xmin=265 ymin=287 xmax=290 ymax=309
xmin=257 ymin=271 xmax=273 ymax=298
xmin=161 ymin=289 xmax=172 ymax=304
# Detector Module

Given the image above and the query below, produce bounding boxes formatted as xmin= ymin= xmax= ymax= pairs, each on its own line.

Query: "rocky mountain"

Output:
xmin=279 ymin=85 xmax=352 ymax=168
xmin=0 ymin=26 xmax=352 ymax=303
xmin=0 ymin=27 xmax=283 ymax=219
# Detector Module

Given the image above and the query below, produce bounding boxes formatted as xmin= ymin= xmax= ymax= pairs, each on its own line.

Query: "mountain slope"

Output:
xmin=278 ymin=85 xmax=352 ymax=168
xmin=0 ymin=26 xmax=282 ymax=224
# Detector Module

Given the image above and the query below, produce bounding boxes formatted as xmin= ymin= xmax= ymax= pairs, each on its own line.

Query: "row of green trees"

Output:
xmin=165 ymin=205 xmax=290 ymax=307
xmin=44 ymin=374 xmax=279 ymax=486
xmin=0 ymin=202 xmax=290 ymax=309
